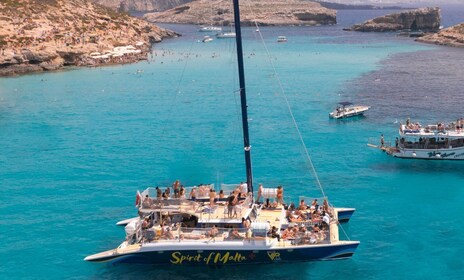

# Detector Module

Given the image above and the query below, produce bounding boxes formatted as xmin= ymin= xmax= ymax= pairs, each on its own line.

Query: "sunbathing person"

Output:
xmin=281 ymin=227 xmax=294 ymax=240
xmin=179 ymin=233 xmax=206 ymax=240
xmin=227 ymin=228 xmax=243 ymax=240
xmin=207 ymin=225 xmax=219 ymax=238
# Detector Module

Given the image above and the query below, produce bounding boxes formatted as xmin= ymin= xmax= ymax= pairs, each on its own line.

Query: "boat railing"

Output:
xmin=197 ymin=193 xmax=253 ymax=221
xmin=140 ymin=198 xmax=199 ymax=212
xmin=139 ymin=225 xmax=330 ymax=246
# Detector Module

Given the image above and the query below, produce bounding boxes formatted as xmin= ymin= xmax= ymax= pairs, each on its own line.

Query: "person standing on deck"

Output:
xmin=256 ymin=184 xmax=263 ymax=203
xmin=209 ymin=189 xmax=216 ymax=207
xmin=276 ymin=185 xmax=284 ymax=206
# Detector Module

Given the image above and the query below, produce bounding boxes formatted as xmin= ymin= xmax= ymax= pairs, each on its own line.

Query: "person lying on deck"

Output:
xmin=227 ymin=228 xmax=243 ymax=240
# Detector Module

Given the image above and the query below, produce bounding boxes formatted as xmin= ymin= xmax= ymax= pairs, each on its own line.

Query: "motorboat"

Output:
xmin=202 ymin=35 xmax=213 ymax=43
xmin=277 ymin=36 xmax=287 ymax=42
xmin=199 ymin=26 xmax=222 ymax=32
xmin=216 ymin=31 xmax=236 ymax=38
xmin=373 ymin=118 xmax=464 ymax=160
xmin=329 ymin=102 xmax=370 ymax=119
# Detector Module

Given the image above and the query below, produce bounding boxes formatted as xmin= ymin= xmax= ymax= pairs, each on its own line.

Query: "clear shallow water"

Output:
xmin=1 ymin=15 xmax=464 ymax=280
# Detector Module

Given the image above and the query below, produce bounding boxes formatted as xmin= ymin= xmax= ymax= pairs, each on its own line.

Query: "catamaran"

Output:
xmin=85 ymin=0 xmax=359 ymax=265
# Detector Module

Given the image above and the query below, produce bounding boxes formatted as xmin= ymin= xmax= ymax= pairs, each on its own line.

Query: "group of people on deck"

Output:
xmin=286 ymin=198 xmax=331 ymax=226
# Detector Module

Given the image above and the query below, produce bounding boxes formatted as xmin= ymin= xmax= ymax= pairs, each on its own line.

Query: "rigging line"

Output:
xmin=243 ymin=1 xmax=326 ymax=199
xmin=338 ymin=222 xmax=351 ymax=241
xmin=157 ymin=36 xmax=197 ymax=138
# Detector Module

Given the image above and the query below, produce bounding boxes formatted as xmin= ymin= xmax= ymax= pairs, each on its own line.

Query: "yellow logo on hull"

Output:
xmin=170 ymin=251 xmax=247 ymax=265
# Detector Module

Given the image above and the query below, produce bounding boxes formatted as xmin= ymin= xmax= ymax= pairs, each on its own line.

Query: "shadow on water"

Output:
xmin=93 ymin=262 xmax=323 ymax=280
xmin=371 ymin=158 xmax=464 ymax=178
xmin=329 ymin=115 xmax=367 ymax=125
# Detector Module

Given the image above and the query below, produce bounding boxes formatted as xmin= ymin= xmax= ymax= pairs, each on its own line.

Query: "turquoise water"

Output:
xmin=1 ymin=23 xmax=464 ymax=279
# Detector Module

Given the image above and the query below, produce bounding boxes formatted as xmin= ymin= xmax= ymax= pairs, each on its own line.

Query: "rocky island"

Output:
xmin=91 ymin=0 xmax=192 ymax=12
xmin=144 ymin=0 xmax=337 ymax=26
xmin=349 ymin=7 xmax=441 ymax=32
xmin=416 ymin=23 xmax=464 ymax=48
xmin=0 ymin=0 xmax=177 ymax=76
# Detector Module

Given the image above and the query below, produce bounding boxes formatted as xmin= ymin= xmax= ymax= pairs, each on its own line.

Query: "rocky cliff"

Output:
xmin=416 ymin=23 xmax=464 ymax=48
xmin=144 ymin=0 xmax=337 ymax=26
xmin=350 ymin=7 xmax=441 ymax=32
xmin=0 ymin=0 xmax=177 ymax=76
xmin=91 ymin=0 xmax=192 ymax=12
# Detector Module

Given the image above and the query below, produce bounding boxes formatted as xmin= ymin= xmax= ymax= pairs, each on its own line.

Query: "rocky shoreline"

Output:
xmin=144 ymin=0 xmax=337 ymax=26
xmin=0 ymin=0 xmax=178 ymax=77
xmin=349 ymin=7 xmax=441 ymax=32
xmin=416 ymin=23 xmax=464 ymax=48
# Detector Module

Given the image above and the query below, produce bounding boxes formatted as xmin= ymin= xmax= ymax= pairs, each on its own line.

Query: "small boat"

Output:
xmin=202 ymin=35 xmax=213 ymax=43
xmin=217 ymin=23 xmax=236 ymax=38
xmin=199 ymin=26 xmax=222 ymax=32
xmin=372 ymin=118 xmax=464 ymax=160
xmin=329 ymin=102 xmax=370 ymax=119
xmin=277 ymin=36 xmax=287 ymax=42
xmin=216 ymin=31 xmax=236 ymax=38
xmin=85 ymin=0 xmax=359 ymax=266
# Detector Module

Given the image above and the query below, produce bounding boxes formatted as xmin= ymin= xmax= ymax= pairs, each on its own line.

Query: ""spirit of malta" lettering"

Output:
xmin=170 ymin=251 xmax=247 ymax=265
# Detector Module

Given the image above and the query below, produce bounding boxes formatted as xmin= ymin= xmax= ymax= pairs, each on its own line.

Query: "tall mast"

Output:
xmin=232 ymin=0 xmax=253 ymax=194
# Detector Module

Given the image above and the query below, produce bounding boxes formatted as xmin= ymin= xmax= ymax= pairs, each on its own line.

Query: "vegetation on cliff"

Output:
xmin=0 ymin=0 xmax=176 ymax=76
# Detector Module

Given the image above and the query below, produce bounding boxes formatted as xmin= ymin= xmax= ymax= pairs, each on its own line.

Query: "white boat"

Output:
xmin=377 ymin=118 xmax=464 ymax=160
xmin=202 ymin=35 xmax=213 ymax=43
xmin=85 ymin=0 xmax=359 ymax=265
xmin=199 ymin=26 xmax=222 ymax=32
xmin=277 ymin=36 xmax=287 ymax=42
xmin=329 ymin=102 xmax=370 ymax=119
xmin=216 ymin=31 xmax=236 ymax=38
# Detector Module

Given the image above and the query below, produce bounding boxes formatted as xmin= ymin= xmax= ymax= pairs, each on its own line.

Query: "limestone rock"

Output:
xmin=417 ymin=23 xmax=464 ymax=48
xmin=0 ymin=0 xmax=177 ymax=76
xmin=351 ymin=7 xmax=441 ymax=32
xmin=91 ymin=0 xmax=192 ymax=12
xmin=144 ymin=0 xmax=337 ymax=26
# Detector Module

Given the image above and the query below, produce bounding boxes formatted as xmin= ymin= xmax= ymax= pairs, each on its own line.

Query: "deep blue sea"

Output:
xmin=1 ymin=7 xmax=463 ymax=280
